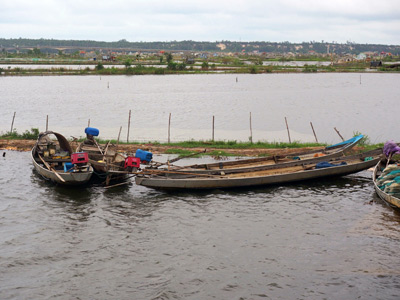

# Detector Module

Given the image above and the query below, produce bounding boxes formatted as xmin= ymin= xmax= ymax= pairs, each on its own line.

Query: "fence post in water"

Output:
xmin=212 ymin=115 xmax=215 ymax=141
xmin=10 ymin=112 xmax=16 ymax=133
xmin=88 ymin=119 xmax=90 ymax=127
xmin=285 ymin=117 xmax=291 ymax=143
xmin=168 ymin=113 xmax=171 ymax=143
xmin=310 ymin=122 xmax=318 ymax=143
xmin=334 ymin=127 xmax=345 ymax=141
xmin=127 ymin=109 xmax=131 ymax=143
xmin=116 ymin=126 xmax=122 ymax=149
xmin=46 ymin=115 xmax=49 ymax=131
xmin=249 ymin=112 xmax=253 ymax=144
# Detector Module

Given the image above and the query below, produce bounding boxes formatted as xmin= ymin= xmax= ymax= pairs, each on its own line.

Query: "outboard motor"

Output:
xmin=84 ymin=127 xmax=100 ymax=145
xmin=124 ymin=156 xmax=140 ymax=172
xmin=67 ymin=152 xmax=89 ymax=172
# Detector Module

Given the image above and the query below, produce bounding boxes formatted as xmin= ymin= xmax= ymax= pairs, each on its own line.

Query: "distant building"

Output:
xmin=102 ymin=55 xmax=116 ymax=61
xmin=356 ymin=53 xmax=367 ymax=60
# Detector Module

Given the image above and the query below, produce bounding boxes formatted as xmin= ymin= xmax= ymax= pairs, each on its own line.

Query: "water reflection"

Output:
xmin=2 ymin=74 xmax=400 ymax=143
xmin=3 ymin=151 xmax=400 ymax=299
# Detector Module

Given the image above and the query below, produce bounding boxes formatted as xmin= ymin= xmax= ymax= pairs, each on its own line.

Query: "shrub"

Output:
xmin=95 ymin=62 xmax=104 ymax=70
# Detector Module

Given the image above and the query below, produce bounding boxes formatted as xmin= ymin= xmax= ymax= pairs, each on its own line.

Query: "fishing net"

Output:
xmin=383 ymin=140 xmax=400 ymax=158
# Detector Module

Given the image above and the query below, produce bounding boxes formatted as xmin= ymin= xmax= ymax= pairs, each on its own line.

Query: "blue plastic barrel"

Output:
xmin=135 ymin=149 xmax=153 ymax=162
xmin=85 ymin=127 xmax=100 ymax=136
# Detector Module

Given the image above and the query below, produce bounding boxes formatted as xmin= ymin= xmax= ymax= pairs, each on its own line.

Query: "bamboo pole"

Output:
xmin=168 ymin=113 xmax=171 ymax=143
xmin=88 ymin=119 xmax=90 ymax=127
xmin=285 ymin=117 xmax=291 ymax=143
xmin=249 ymin=112 xmax=253 ymax=144
xmin=334 ymin=127 xmax=345 ymax=141
xmin=212 ymin=115 xmax=215 ymax=141
xmin=127 ymin=109 xmax=131 ymax=143
xmin=116 ymin=126 xmax=122 ymax=149
xmin=46 ymin=115 xmax=48 ymax=131
xmin=310 ymin=122 xmax=318 ymax=143
xmin=10 ymin=112 xmax=16 ymax=133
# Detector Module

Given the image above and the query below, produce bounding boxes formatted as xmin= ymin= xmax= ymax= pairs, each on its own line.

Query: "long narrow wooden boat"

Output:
xmin=31 ymin=131 xmax=93 ymax=185
xmin=154 ymin=134 xmax=365 ymax=174
xmin=75 ymin=127 xmax=130 ymax=185
xmin=136 ymin=148 xmax=382 ymax=190
xmin=372 ymin=160 xmax=400 ymax=209
xmin=77 ymin=141 xmax=128 ymax=184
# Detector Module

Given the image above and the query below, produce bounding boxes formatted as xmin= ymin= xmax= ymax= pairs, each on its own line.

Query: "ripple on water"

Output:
xmin=1 ymin=152 xmax=400 ymax=299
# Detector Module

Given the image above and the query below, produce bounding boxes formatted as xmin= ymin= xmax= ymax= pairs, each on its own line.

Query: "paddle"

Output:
xmin=152 ymin=149 xmax=207 ymax=169
xmin=38 ymin=154 xmax=66 ymax=183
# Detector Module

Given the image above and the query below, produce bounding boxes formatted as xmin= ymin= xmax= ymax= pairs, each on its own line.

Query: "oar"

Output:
xmin=153 ymin=149 xmax=207 ymax=169
xmin=93 ymin=139 xmax=104 ymax=155
xmin=103 ymin=141 xmax=110 ymax=160
xmin=38 ymin=154 xmax=66 ymax=183
xmin=169 ymin=149 xmax=207 ymax=164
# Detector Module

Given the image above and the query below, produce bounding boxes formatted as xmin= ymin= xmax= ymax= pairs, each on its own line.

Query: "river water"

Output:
xmin=1 ymin=73 xmax=399 ymax=143
xmin=1 ymin=150 xmax=400 ymax=299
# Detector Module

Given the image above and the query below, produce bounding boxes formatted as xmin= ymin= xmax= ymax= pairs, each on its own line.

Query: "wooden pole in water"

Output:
xmin=310 ymin=122 xmax=318 ymax=143
xmin=46 ymin=115 xmax=48 ymax=131
xmin=212 ymin=115 xmax=215 ymax=141
xmin=285 ymin=117 xmax=291 ymax=143
xmin=334 ymin=127 xmax=345 ymax=141
xmin=116 ymin=126 xmax=122 ymax=149
xmin=127 ymin=109 xmax=131 ymax=143
xmin=10 ymin=112 xmax=16 ymax=133
xmin=249 ymin=112 xmax=253 ymax=144
xmin=168 ymin=113 xmax=171 ymax=143
xmin=88 ymin=119 xmax=90 ymax=127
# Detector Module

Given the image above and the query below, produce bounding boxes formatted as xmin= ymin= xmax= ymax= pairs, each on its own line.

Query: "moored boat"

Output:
xmin=151 ymin=134 xmax=365 ymax=174
xmin=372 ymin=141 xmax=400 ymax=209
xmin=136 ymin=148 xmax=382 ymax=190
xmin=76 ymin=127 xmax=142 ymax=185
xmin=31 ymin=131 xmax=93 ymax=185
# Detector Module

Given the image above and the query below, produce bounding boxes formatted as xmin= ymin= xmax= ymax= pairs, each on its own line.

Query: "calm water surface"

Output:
xmin=0 ymin=73 xmax=399 ymax=143
xmin=1 ymin=150 xmax=400 ymax=299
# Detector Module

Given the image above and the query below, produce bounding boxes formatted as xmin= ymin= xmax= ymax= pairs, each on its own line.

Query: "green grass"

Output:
xmin=0 ymin=128 xmax=39 ymax=140
xmin=157 ymin=140 xmax=325 ymax=149
xmin=0 ymin=129 xmax=384 ymax=158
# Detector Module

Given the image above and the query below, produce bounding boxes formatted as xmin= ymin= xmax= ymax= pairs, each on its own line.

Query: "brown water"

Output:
xmin=1 ymin=150 xmax=400 ymax=299
xmin=0 ymin=73 xmax=399 ymax=143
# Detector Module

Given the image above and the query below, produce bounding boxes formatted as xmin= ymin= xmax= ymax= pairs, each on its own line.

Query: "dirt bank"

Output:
xmin=0 ymin=139 xmax=325 ymax=157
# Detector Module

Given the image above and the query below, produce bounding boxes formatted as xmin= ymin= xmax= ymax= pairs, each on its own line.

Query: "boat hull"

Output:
xmin=161 ymin=134 xmax=365 ymax=174
xmin=31 ymin=148 xmax=93 ymax=186
xmin=136 ymin=151 xmax=381 ymax=190
xmin=372 ymin=161 xmax=400 ymax=209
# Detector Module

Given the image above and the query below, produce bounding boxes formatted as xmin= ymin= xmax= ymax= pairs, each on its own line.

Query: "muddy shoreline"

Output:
xmin=0 ymin=139 xmax=325 ymax=157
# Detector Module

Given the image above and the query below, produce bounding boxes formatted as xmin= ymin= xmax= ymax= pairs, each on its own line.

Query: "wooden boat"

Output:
xmin=76 ymin=139 xmax=129 ymax=185
xmin=372 ymin=160 xmax=400 ymax=209
xmin=31 ymin=131 xmax=93 ymax=185
xmin=152 ymin=134 xmax=365 ymax=174
xmin=136 ymin=148 xmax=382 ymax=190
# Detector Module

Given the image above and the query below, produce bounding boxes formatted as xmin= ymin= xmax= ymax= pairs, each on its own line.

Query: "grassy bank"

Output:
xmin=0 ymin=128 xmax=383 ymax=157
xmin=1 ymin=60 xmax=399 ymax=76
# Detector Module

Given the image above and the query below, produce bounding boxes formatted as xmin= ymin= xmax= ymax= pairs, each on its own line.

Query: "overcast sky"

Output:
xmin=1 ymin=0 xmax=399 ymax=44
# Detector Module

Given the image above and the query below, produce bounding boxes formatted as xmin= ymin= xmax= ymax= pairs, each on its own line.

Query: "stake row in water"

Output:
xmin=7 ymin=112 xmax=347 ymax=143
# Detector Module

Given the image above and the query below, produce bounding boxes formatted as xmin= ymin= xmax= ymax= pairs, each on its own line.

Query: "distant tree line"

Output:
xmin=0 ymin=38 xmax=399 ymax=55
